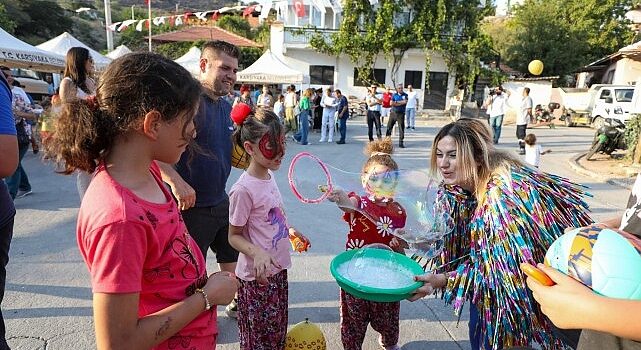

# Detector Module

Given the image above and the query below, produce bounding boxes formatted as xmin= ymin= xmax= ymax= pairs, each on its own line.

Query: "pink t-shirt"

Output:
xmin=77 ymin=162 xmax=215 ymax=350
xmin=229 ymin=171 xmax=292 ymax=281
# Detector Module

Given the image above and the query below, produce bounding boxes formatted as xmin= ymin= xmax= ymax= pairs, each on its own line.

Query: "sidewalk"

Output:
xmin=568 ymin=152 xmax=639 ymax=190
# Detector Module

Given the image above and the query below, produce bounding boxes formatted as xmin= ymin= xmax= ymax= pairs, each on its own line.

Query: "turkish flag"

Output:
xmin=294 ymin=0 xmax=306 ymax=17
xmin=211 ymin=11 xmax=220 ymax=21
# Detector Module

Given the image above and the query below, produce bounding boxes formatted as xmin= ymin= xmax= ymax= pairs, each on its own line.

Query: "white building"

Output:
xmin=268 ymin=0 xmax=459 ymax=110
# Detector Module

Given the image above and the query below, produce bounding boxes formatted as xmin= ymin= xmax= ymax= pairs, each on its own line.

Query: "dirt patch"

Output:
xmin=578 ymin=152 xmax=639 ymax=179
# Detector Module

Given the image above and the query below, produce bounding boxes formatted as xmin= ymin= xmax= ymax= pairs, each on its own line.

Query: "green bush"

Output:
xmin=624 ymin=113 xmax=641 ymax=160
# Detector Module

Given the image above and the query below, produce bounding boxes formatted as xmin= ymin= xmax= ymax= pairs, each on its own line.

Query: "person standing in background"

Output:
xmin=0 ymin=66 xmax=18 ymax=350
xmin=312 ymin=88 xmax=323 ymax=132
xmin=486 ymin=86 xmax=509 ymax=145
xmin=335 ymin=89 xmax=349 ymax=144
xmin=320 ymin=88 xmax=339 ymax=143
xmin=517 ymin=87 xmax=533 ymax=155
xmin=366 ymin=85 xmax=382 ymax=142
xmin=386 ymin=84 xmax=408 ymax=148
xmin=58 ymin=47 xmax=97 ymax=200
xmin=284 ymin=85 xmax=298 ymax=134
xmin=405 ymin=85 xmax=419 ymax=130
xmin=256 ymin=85 xmax=273 ymax=110
xmin=381 ymin=86 xmax=393 ymax=125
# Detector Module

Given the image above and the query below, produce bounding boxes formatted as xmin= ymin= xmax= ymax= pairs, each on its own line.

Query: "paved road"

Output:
xmin=5 ymin=117 xmax=627 ymax=349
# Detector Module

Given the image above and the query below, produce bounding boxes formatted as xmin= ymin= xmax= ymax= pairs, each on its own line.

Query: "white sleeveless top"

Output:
xmin=62 ymin=76 xmax=94 ymax=99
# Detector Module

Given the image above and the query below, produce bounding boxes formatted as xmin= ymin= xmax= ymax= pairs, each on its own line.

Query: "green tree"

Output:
xmin=7 ymin=0 xmax=73 ymax=45
xmin=308 ymin=0 xmax=492 ymax=86
xmin=490 ymin=0 xmax=635 ymax=83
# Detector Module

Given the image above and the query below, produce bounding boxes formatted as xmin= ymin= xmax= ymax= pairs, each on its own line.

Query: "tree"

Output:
xmin=7 ymin=0 xmax=73 ymax=45
xmin=308 ymin=0 xmax=492 ymax=86
xmin=0 ymin=3 xmax=16 ymax=34
xmin=490 ymin=0 xmax=636 ymax=83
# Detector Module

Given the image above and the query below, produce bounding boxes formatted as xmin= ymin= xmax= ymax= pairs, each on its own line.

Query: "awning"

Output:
xmin=175 ymin=46 xmax=201 ymax=77
xmin=0 ymin=28 xmax=65 ymax=72
xmin=36 ymin=32 xmax=111 ymax=70
xmin=237 ymin=49 xmax=303 ymax=84
xmin=106 ymin=45 xmax=132 ymax=59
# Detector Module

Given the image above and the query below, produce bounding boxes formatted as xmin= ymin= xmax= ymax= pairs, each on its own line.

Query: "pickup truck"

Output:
xmin=558 ymin=84 xmax=634 ymax=128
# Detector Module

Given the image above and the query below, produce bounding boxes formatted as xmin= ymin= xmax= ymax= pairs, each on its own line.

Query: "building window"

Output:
xmin=310 ymin=65 xmax=334 ymax=85
xmin=354 ymin=68 xmax=386 ymax=87
xmin=404 ymin=70 xmax=423 ymax=89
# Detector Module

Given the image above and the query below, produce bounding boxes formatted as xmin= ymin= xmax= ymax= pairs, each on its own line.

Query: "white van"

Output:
xmin=591 ymin=86 xmax=634 ymax=128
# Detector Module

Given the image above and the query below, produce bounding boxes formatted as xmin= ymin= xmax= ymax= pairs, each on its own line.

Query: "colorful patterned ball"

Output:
xmin=231 ymin=143 xmax=249 ymax=170
xmin=285 ymin=319 xmax=326 ymax=350
xmin=545 ymin=225 xmax=641 ymax=300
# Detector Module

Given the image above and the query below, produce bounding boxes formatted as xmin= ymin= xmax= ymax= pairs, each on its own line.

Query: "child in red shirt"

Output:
xmin=45 ymin=52 xmax=239 ymax=349
xmin=328 ymin=138 xmax=406 ymax=350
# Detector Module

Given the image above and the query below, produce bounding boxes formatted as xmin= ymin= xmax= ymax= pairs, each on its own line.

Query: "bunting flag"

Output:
xmin=106 ymin=5 xmax=258 ymax=32
xmin=118 ymin=19 xmax=137 ymax=31
xmin=369 ymin=0 xmax=379 ymax=4
xmin=260 ymin=1 xmax=273 ymax=19
xmin=293 ymin=0 xmax=306 ymax=17
xmin=243 ymin=5 xmax=257 ymax=17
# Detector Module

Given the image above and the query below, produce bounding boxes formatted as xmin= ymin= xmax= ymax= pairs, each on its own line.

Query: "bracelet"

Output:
xmin=195 ymin=288 xmax=211 ymax=311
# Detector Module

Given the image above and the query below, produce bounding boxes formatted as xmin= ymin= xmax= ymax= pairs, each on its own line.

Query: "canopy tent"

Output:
xmin=0 ymin=28 xmax=65 ymax=72
xmin=175 ymin=47 xmax=201 ymax=77
xmin=36 ymin=32 xmax=111 ymax=70
xmin=237 ymin=50 xmax=303 ymax=84
xmin=106 ymin=45 xmax=132 ymax=59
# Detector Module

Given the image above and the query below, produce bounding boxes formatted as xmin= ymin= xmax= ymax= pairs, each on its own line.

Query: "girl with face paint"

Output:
xmin=326 ymin=137 xmax=406 ymax=350
xmin=227 ymin=103 xmax=310 ymax=349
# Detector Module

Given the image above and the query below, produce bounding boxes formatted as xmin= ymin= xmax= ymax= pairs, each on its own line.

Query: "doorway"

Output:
xmin=423 ymin=72 xmax=448 ymax=110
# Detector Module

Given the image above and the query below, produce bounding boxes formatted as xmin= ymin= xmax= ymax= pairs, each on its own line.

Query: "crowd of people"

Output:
xmin=1 ymin=38 xmax=640 ymax=350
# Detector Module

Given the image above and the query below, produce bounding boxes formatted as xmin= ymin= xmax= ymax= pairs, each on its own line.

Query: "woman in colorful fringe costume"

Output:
xmin=410 ymin=118 xmax=593 ymax=350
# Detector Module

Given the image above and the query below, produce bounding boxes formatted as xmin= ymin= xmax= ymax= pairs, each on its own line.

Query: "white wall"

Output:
xmin=280 ymin=47 xmax=451 ymax=109
xmin=613 ymin=58 xmax=641 ymax=85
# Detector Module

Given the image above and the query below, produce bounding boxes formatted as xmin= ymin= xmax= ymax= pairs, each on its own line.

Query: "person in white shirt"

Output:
xmin=273 ymin=94 xmax=285 ymax=123
xmin=517 ymin=87 xmax=533 ymax=155
xmin=284 ymin=85 xmax=298 ymax=133
xmin=485 ymin=86 xmax=509 ymax=144
xmin=256 ymin=85 xmax=273 ymax=110
xmin=366 ymin=85 xmax=382 ymax=141
xmin=319 ymin=87 xmax=339 ymax=143
xmin=405 ymin=85 xmax=420 ymax=130
xmin=524 ymin=133 xmax=551 ymax=168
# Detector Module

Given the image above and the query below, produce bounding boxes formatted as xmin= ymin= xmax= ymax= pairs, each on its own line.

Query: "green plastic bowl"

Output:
xmin=329 ymin=248 xmax=424 ymax=302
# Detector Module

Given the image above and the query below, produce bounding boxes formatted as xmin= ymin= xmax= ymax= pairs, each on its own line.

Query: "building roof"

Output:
xmin=149 ymin=26 xmax=261 ymax=47
xmin=511 ymin=76 xmax=559 ymax=82
xmin=578 ymin=40 xmax=641 ymax=72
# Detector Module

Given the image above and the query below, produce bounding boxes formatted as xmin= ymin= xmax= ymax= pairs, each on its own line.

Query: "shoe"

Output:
xmin=327 ymin=139 xmax=333 ymax=143
xmin=412 ymin=127 xmax=416 ymax=130
xmin=406 ymin=126 xmax=410 ymax=129
xmin=399 ymin=143 xmax=405 ymax=148
xmin=32 ymin=146 xmax=39 ymax=154
xmin=319 ymin=138 xmax=326 ymax=143
xmin=225 ymin=298 xmax=238 ymax=318
xmin=336 ymin=141 xmax=345 ymax=144
xmin=518 ymin=150 xmax=526 ymax=155
xmin=16 ymin=190 xmax=32 ymax=198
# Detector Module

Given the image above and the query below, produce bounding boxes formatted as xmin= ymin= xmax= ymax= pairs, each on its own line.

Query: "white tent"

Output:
xmin=175 ymin=47 xmax=201 ymax=77
xmin=237 ymin=50 xmax=303 ymax=84
xmin=106 ymin=45 xmax=132 ymax=59
xmin=36 ymin=32 xmax=111 ymax=70
xmin=0 ymin=27 xmax=65 ymax=72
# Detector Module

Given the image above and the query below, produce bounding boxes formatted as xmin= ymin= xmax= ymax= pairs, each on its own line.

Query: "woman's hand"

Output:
xmin=525 ymin=263 xmax=596 ymax=329
xmin=408 ymin=272 xmax=448 ymax=301
xmin=204 ymin=271 xmax=239 ymax=306
xmin=252 ymin=248 xmax=281 ymax=285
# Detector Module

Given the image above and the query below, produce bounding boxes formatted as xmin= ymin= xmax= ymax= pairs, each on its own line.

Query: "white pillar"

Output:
xmin=104 ymin=0 xmax=114 ymax=51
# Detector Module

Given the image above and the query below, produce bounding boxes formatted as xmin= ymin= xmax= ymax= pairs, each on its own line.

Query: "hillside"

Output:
xmin=114 ymin=0 xmax=236 ymax=12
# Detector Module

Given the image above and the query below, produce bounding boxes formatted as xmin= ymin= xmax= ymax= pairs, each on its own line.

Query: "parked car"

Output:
xmin=11 ymin=68 xmax=50 ymax=102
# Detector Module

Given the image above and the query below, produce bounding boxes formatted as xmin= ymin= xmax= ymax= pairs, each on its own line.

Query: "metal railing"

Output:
xmin=283 ymin=27 xmax=337 ymax=45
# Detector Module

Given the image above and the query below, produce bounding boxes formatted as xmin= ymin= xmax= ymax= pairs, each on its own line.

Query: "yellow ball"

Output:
xmin=231 ymin=143 xmax=249 ymax=170
xmin=528 ymin=60 xmax=544 ymax=75
xmin=285 ymin=319 xmax=326 ymax=350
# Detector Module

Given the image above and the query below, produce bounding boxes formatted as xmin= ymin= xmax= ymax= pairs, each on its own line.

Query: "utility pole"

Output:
xmin=131 ymin=5 xmax=135 ymax=20
xmin=148 ymin=0 xmax=152 ymax=52
xmin=104 ymin=0 xmax=114 ymax=51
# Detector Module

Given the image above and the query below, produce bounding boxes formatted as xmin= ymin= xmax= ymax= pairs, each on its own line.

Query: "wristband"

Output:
xmin=195 ymin=288 xmax=212 ymax=311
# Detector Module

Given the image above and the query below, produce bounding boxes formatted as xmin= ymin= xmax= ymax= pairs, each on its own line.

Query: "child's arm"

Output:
xmin=527 ymin=263 xmax=641 ymax=341
xmin=541 ymin=149 xmax=552 ymax=155
xmin=157 ymin=161 xmax=196 ymax=211
xmin=326 ymin=188 xmax=359 ymax=213
xmin=228 ymin=224 xmax=281 ymax=284
xmin=93 ymin=272 xmax=238 ymax=350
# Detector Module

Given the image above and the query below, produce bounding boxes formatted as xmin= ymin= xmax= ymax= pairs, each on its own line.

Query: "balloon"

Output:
xmin=545 ymin=225 xmax=641 ymax=300
xmin=285 ymin=318 xmax=326 ymax=350
xmin=231 ymin=143 xmax=249 ymax=170
xmin=528 ymin=60 xmax=544 ymax=76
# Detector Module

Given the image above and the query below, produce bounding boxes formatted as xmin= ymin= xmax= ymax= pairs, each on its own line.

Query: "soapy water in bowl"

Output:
xmin=337 ymin=256 xmax=416 ymax=289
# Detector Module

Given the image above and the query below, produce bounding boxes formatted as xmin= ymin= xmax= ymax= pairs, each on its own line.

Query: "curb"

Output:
xmin=568 ymin=153 xmax=634 ymax=190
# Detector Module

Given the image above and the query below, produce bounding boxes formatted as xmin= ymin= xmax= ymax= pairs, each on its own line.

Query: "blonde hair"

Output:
xmin=430 ymin=119 xmax=521 ymax=198
xmin=303 ymin=88 xmax=313 ymax=98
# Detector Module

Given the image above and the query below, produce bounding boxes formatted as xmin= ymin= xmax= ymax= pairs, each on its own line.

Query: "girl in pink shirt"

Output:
xmin=45 ymin=52 xmax=239 ymax=350
xmin=228 ymin=103 xmax=310 ymax=349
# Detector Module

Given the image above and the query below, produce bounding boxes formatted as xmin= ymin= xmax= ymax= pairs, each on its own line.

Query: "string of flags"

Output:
xmin=108 ymin=6 xmax=246 ymax=32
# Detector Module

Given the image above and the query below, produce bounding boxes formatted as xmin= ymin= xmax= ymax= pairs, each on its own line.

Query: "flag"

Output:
xmin=260 ymin=0 xmax=273 ymax=19
xmin=211 ymin=11 xmax=220 ymax=21
xmin=243 ymin=5 xmax=257 ymax=17
xmin=294 ymin=0 xmax=306 ymax=17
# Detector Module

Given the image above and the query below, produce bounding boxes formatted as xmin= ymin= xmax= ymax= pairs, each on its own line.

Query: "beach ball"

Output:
xmin=545 ymin=225 xmax=641 ymax=300
xmin=231 ymin=143 xmax=249 ymax=170
xmin=528 ymin=60 xmax=544 ymax=75
xmin=285 ymin=318 xmax=326 ymax=350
